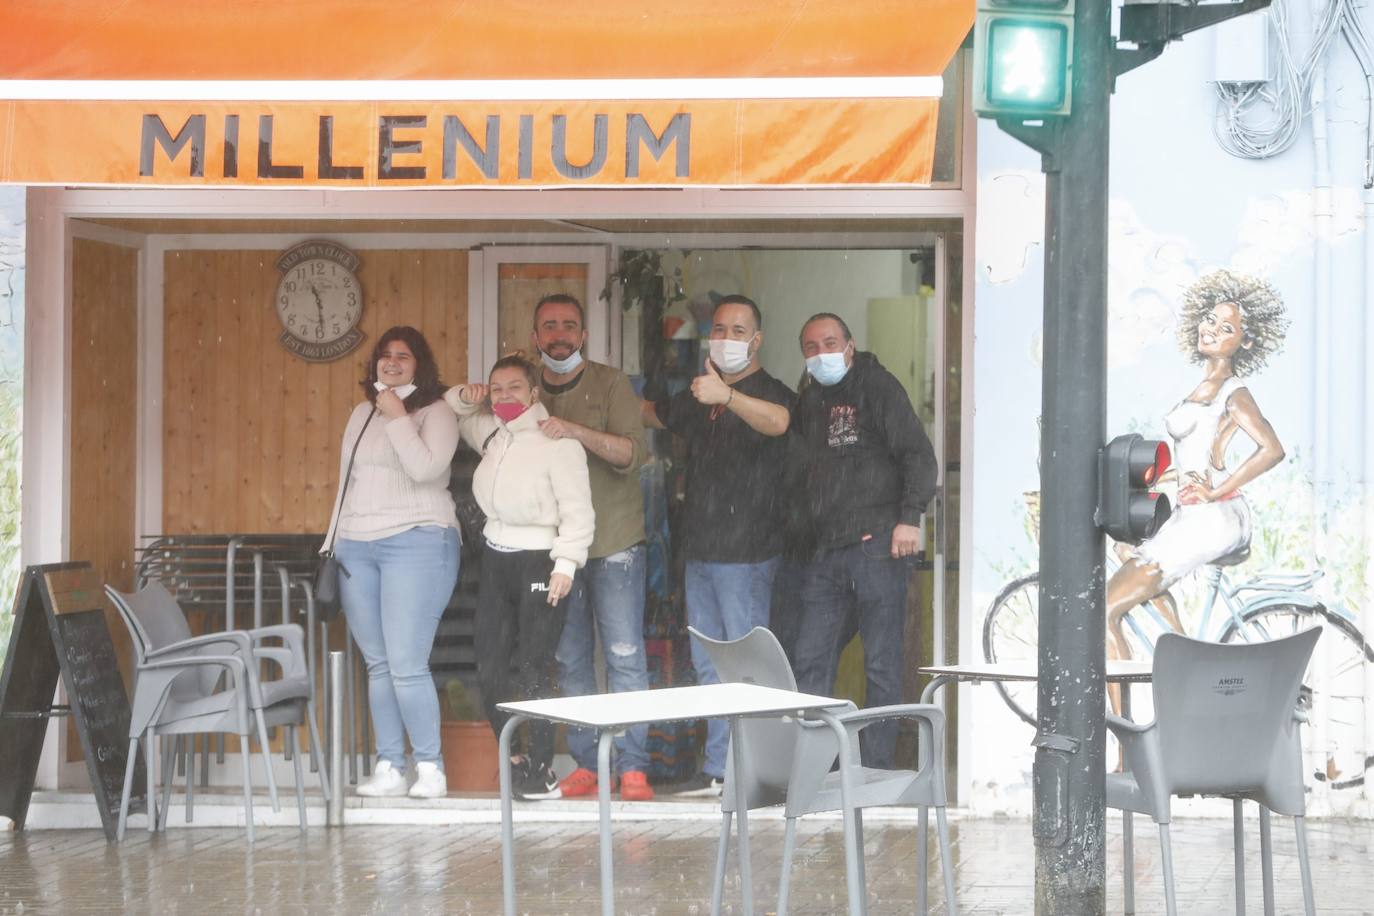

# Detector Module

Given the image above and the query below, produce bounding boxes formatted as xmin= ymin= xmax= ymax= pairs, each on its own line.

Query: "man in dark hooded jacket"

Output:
xmin=791 ymin=312 xmax=938 ymax=768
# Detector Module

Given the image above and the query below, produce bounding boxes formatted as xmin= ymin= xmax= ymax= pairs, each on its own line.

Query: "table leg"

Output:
xmin=1121 ymin=682 xmax=1134 ymax=915
xmin=598 ymin=729 xmax=617 ymax=916
xmin=918 ymin=675 xmax=956 ymax=790
xmin=1124 ymin=812 xmax=1135 ymax=914
xmin=499 ymin=715 xmax=523 ymax=916
xmin=729 ymin=715 xmax=754 ymax=916
xmin=920 ymin=674 xmax=956 ymax=705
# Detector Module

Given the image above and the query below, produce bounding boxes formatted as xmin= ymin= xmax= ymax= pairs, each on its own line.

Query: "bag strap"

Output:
xmin=322 ymin=407 xmax=378 ymax=554
xmin=481 ymin=427 xmax=500 ymax=454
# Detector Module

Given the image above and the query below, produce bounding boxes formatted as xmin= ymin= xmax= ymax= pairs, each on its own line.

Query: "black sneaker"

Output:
xmin=673 ymin=773 xmax=725 ymax=797
xmin=507 ymin=756 xmax=531 ymax=793
xmin=516 ymin=761 xmax=563 ymax=800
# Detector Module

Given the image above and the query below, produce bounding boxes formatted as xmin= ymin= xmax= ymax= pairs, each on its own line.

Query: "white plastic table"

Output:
xmin=497 ymin=683 xmax=850 ymax=916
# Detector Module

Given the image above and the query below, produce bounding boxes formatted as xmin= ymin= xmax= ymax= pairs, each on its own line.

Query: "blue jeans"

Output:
xmin=686 ymin=557 xmax=781 ymax=778
xmin=555 ymin=544 xmax=650 ymax=774
xmin=769 ymin=555 xmax=810 ymax=669
xmin=337 ymin=525 xmax=460 ymax=770
xmin=792 ymin=533 xmax=912 ymax=769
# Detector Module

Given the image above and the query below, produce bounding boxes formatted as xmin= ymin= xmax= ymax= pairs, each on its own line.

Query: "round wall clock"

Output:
xmin=274 ymin=239 xmax=365 ymax=362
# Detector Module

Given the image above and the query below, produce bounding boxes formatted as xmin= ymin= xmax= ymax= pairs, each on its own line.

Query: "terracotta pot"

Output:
xmin=441 ymin=720 xmax=499 ymax=792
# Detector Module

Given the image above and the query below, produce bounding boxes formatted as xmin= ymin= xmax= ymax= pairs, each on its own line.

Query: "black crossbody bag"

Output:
xmin=314 ymin=408 xmax=378 ymax=619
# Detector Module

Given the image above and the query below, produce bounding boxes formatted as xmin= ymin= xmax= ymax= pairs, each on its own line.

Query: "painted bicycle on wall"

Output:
xmin=983 ymin=549 xmax=1374 ymax=790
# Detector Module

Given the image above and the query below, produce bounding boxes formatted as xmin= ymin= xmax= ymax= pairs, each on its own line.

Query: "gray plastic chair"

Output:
xmin=108 ymin=582 xmax=329 ymax=840
xmin=689 ymin=625 xmax=956 ymax=916
xmin=1106 ymin=629 xmax=1320 ymax=916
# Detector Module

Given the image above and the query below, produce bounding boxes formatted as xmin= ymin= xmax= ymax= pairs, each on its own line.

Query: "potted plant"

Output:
xmin=602 ymin=248 xmax=687 ymax=402
xmin=439 ymin=679 xmax=499 ymax=792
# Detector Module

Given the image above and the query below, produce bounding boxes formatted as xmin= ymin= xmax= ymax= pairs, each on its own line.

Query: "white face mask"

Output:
xmin=375 ymin=380 xmax=417 ymax=400
xmin=539 ymin=347 xmax=584 ymax=375
xmin=708 ymin=337 xmax=754 ymax=375
xmin=805 ymin=348 xmax=851 ymax=386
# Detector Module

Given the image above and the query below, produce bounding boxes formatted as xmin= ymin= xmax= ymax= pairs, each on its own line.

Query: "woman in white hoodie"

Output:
xmin=446 ymin=355 xmax=595 ymax=799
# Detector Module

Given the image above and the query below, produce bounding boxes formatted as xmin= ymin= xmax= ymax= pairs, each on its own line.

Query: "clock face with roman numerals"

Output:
xmin=274 ymin=240 xmax=366 ymax=362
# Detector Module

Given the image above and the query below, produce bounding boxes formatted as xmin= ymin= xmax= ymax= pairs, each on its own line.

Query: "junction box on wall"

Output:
xmin=1213 ymin=10 xmax=1272 ymax=83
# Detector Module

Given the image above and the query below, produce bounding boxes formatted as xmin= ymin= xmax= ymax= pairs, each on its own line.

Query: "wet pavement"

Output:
xmin=3 ymin=810 xmax=1372 ymax=914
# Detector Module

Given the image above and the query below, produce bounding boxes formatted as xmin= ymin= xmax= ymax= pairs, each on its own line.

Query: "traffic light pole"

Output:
xmin=979 ymin=0 xmax=1273 ymax=911
xmin=997 ymin=0 xmax=1112 ymax=911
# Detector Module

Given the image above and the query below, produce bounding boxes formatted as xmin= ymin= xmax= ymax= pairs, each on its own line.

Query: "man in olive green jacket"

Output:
xmin=530 ymin=293 xmax=655 ymax=802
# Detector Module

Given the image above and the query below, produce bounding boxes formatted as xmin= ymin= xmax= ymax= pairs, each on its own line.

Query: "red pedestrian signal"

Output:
xmin=1096 ymin=434 xmax=1171 ymax=544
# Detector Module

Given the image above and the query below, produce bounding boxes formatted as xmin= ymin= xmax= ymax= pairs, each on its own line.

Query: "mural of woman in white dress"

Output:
xmin=1106 ymin=270 xmax=1289 ymax=663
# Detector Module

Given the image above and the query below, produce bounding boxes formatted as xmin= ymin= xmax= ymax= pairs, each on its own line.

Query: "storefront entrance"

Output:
xmin=477 ymin=236 xmax=965 ymax=752
xmin=25 ymin=192 xmax=974 ymax=787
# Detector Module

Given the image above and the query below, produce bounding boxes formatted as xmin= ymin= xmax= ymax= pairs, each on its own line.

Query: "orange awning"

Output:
xmin=0 ymin=0 xmax=972 ymax=188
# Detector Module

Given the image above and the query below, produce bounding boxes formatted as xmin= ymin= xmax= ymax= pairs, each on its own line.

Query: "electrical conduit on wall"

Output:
xmin=1307 ymin=0 xmax=1336 ymax=798
xmin=1364 ymin=156 xmax=1374 ymax=805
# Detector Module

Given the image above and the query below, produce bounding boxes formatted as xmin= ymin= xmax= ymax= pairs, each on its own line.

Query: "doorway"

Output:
xmin=482 ymin=238 xmax=964 ymax=752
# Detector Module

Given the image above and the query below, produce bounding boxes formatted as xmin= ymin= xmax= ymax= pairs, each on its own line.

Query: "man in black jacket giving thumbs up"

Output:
xmin=642 ymin=294 xmax=795 ymax=796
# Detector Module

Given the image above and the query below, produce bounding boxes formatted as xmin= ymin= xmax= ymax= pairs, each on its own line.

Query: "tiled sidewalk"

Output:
xmin=2 ymin=815 xmax=1371 ymax=914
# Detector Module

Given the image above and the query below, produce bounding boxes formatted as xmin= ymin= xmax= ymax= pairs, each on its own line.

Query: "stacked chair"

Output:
xmin=107 ymin=581 xmax=329 ymax=842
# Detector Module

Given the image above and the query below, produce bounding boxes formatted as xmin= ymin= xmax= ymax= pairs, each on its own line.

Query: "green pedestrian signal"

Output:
xmin=973 ymin=0 xmax=1074 ymax=117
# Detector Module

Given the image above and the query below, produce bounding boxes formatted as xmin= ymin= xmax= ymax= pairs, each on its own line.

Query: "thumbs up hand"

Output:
xmin=692 ymin=357 xmax=733 ymax=406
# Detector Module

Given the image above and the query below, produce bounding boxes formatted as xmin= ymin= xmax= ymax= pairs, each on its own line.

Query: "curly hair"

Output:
xmin=358 ymin=325 xmax=445 ymax=411
xmin=1175 ymin=270 xmax=1289 ymax=377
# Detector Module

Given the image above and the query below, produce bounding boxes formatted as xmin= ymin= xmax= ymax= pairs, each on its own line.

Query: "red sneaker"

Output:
xmin=619 ymin=770 xmax=654 ymax=801
xmin=559 ymin=767 xmax=608 ymax=798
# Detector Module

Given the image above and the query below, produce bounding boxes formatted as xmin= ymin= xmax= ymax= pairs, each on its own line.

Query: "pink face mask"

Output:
xmin=492 ymin=401 xmax=529 ymax=424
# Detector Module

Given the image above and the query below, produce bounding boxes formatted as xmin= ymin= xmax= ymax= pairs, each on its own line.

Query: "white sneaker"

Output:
xmin=408 ymin=761 xmax=448 ymax=799
xmin=355 ymin=760 xmax=408 ymax=797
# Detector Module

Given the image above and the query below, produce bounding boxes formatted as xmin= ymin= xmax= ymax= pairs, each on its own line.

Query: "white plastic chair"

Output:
xmin=689 ymin=625 xmax=956 ymax=916
xmin=1106 ymin=629 xmax=1320 ymax=916
xmin=108 ymin=582 xmax=329 ymax=840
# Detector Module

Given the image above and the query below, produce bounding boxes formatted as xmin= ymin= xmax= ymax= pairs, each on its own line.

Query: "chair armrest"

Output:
xmin=253 ymin=646 xmax=294 ymax=671
xmin=144 ymin=631 xmax=253 ymax=660
xmin=805 ymin=703 xmax=948 ymax=774
xmin=1105 ymin=712 xmax=1152 ymax=738
xmin=1104 ymin=711 xmax=1167 ymax=816
xmin=140 ymin=653 xmax=248 ymax=679
xmin=813 ymin=702 xmax=945 ymax=733
xmin=143 ymin=632 xmax=278 ymax=708
xmin=134 ymin=654 xmax=251 ymax=731
xmin=796 ymin=700 xmax=858 ymax=729
xmin=249 ymin=623 xmax=305 ymax=647
xmin=249 ymin=623 xmax=307 ymax=678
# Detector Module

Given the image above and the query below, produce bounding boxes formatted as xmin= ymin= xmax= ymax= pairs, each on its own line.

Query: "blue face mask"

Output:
xmin=539 ymin=347 xmax=584 ymax=375
xmin=805 ymin=347 xmax=851 ymax=386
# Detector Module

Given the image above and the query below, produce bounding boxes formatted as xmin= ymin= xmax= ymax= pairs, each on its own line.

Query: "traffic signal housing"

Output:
xmin=973 ymin=0 xmax=1075 ymax=118
xmin=1096 ymin=434 xmax=1172 ymax=544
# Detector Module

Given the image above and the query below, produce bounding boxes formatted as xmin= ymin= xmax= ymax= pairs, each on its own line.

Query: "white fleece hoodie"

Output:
xmin=446 ymin=391 xmax=595 ymax=579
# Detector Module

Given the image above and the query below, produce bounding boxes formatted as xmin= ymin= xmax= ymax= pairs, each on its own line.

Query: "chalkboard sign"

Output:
xmin=0 ymin=562 xmax=145 ymax=840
